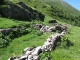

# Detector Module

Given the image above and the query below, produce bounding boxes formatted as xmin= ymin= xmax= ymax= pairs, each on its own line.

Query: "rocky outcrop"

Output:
xmin=0 ymin=2 xmax=45 ymax=21
xmin=0 ymin=28 xmax=16 ymax=35
xmin=0 ymin=27 xmax=28 ymax=36
xmin=8 ymin=24 xmax=67 ymax=60
xmin=48 ymin=19 xmax=57 ymax=23
xmin=34 ymin=23 xmax=67 ymax=33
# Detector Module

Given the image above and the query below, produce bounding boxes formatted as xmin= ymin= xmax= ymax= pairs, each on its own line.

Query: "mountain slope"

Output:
xmin=0 ymin=0 xmax=80 ymax=60
xmin=39 ymin=0 xmax=80 ymax=18
xmin=21 ymin=0 xmax=80 ymax=26
xmin=0 ymin=1 xmax=45 ymax=21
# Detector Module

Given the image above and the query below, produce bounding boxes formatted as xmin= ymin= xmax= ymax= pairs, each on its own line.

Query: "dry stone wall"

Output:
xmin=8 ymin=24 xmax=67 ymax=60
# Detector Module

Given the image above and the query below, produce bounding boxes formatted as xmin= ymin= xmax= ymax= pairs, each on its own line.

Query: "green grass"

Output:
xmin=0 ymin=30 xmax=51 ymax=60
xmin=0 ymin=14 xmax=80 ymax=60
xmin=19 ymin=0 xmax=80 ymax=26
xmin=40 ymin=25 xmax=80 ymax=60
xmin=0 ymin=21 xmax=80 ymax=60
xmin=0 ymin=17 xmax=30 ymax=28
xmin=0 ymin=0 xmax=80 ymax=60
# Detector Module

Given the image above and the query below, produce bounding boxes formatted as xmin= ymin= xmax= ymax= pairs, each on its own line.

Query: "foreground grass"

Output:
xmin=0 ymin=17 xmax=80 ymax=60
xmin=52 ymin=26 xmax=80 ymax=60
xmin=0 ymin=32 xmax=51 ymax=60
xmin=40 ymin=26 xmax=80 ymax=60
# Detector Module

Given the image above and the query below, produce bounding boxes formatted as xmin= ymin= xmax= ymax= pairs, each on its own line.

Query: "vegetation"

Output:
xmin=20 ymin=0 xmax=80 ymax=26
xmin=0 ymin=27 xmax=51 ymax=60
xmin=0 ymin=0 xmax=80 ymax=60
xmin=40 ymin=26 xmax=80 ymax=60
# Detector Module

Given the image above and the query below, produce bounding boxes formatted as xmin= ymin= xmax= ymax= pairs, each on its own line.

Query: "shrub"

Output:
xmin=0 ymin=38 xmax=9 ymax=48
xmin=0 ymin=27 xmax=31 ymax=48
xmin=42 ymin=5 xmax=47 ymax=8
xmin=40 ymin=52 xmax=52 ymax=60
xmin=36 ymin=31 xmax=43 ymax=36
xmin=59 ymin=36 xmax=74 ymax=49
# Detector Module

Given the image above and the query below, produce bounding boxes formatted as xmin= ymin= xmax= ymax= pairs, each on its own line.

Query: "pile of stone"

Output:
xmin=0 ymin=28 xmax=15 ymax=35
xmin=8 ymin=24 xmax=67 ymax=60
xmin=34 ymin=23 xmax=67 ymax=33
xmin=0 ymin=27 xmax=23 ymax=35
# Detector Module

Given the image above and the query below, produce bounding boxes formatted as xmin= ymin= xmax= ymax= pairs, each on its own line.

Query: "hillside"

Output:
xmin=21 ymin=0 xmax=80 ymax=26
xmin=0 ymin=1 xmax=45 ymax=21
xmin=0 ymin=0 xmax=80 ymax=60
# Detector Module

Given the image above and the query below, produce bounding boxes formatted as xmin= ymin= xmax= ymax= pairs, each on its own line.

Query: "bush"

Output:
xmin=37 ymin=31 xmax=43 ymax=36
xmin=0 ymin=38 xmax=9 ymax=48
xmin=40 ymin=52 xmax=52 ymax=60
xmin=0 ymin=27 xmax=31 ymax=48
xmin=59 ymin=36 xmax=74 ymax=49
xmin=42 ymin=5 xmax=47 ymax=8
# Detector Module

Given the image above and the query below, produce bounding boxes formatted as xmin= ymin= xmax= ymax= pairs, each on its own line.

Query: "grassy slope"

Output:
xmin=0 ymin=16 xmax=80 ymax=60
xmin=0 ymin=30 xmax=51 ymax=60
xmin=20 ymin=0 xmax=80 ymax=26
xmin=51 ymin=26 xmax=80 ymax=60
xmin=39 ymin=0 xmax=80 ymax=15
xmin=0 ymin=16 xmax=52 ymax=60
xmin=0 ymin=17 xmax=30 ymax=28
xmin=39 ymin=25 xmax=80 ymax=60
xmin=0 ymin=0 xmax=80 ymax=60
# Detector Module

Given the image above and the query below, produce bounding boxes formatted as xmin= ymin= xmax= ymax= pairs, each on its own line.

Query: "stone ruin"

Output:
xmin=33 ymin=23 xmax=67 ymax=33
xmin=8 ymin=24 xmax=67 ymax=60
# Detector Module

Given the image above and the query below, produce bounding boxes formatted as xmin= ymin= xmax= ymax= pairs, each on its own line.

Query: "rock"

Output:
xmin=55 ymin=25 xmax=62 ymax=31
xmin=0 ymin=28 xmax=13 ymax=35
xmin=25 ymin=51 xmax=32 ymax=55
xmin=19 ymin=55 xmax=27 ymax=60
xmin=32 ymin=46 xmax=42 ymax=55
xmin=8 ymin=57 xmax=16 ymax=60
xmin=1 ymin=2 xmax=45 ymax=21
xmin=54 ymin=24 xmax=67 ymax=32
xmin=14 ymin=58 xmax=19 ymax=60
xmin=49 ymin=20 xmax=57 ymax=23
xmin=33 ymin=24 xmax=42 ymax=30
xmin=8 ymin=24 xmax=67 ymax=60
xmin=47 ymin=27 xmax=56 ymax=32
xmin=24 ymin=47 xmax=34 ymax=53
xmin=40 ymin=26 xmax=47 ymax=33
xmin=28 ymin=55 xmax=33 ymax=60
xmin=33 ymin=55 xmax=39 ymax=60
xmin=24 ymin=47 xmax=30 ymax=53
xmin=60 ymin=30 xmax=66 ymax=36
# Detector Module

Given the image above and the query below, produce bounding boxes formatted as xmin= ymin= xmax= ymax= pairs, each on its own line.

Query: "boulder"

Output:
xmin=49 ymin=20 xmax=57 ymax=23
xmin=28 ymin=55 xmax=33 ymax=60
xmin=8 ymin=57 xmax=16 ymax=60
xmin=19 ymin=55 xmax=27 ymax=60
xmin=33 ymin=55 xmax=39 ymax=60
xmin=33 ymin=24 xmax=42 ymax=30
xmin=48 ymin=27 xmax=56 ymax=32
xmin=25 ymin=51 xmax=32 ymax=55
xmin=54 ymin=24 xmax=67 ymax=32
xmin=32 ymin=46 xmax=42 ymax=55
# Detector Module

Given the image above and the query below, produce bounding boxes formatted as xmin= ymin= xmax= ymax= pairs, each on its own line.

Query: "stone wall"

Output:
xmin=8 ymin=24 xmax=67 ymax=60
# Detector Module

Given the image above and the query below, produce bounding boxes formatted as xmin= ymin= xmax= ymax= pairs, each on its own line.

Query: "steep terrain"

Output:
xmin=0 ymin=0 xmax=80 ymax=60
xmin=21 ymin=0 xmax=80 ymax=26
xmin=0 ymin=1 xmax=45 ymax=21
